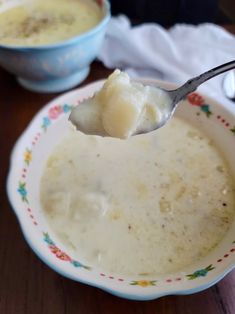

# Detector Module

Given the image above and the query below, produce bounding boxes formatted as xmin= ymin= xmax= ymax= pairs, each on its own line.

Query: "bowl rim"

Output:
xmin=6 ymin=79 xmax=235 ymax=300
xmin=0 ymin=0 xmax=110 ymax=51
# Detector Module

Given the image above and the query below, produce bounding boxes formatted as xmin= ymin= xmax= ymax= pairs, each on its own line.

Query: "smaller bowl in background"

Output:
xmin=0 ymin=0 xmax=110 ymax=93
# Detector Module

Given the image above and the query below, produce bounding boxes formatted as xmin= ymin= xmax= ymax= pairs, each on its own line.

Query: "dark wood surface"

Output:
xmin=1 ymin=26 xmax=235 ymax=314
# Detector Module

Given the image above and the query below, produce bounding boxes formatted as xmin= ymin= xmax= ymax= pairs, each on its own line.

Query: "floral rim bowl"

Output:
xmin=7 ymin=79 xmax=235 ymax=300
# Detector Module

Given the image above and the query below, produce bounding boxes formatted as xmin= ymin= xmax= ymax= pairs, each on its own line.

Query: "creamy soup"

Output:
xmin=0 ymin=0 xmax=103 ymax=46
xmin=40 ymin=118 xmax=235 ymax=277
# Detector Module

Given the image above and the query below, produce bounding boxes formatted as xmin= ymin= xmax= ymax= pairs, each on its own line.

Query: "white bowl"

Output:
xmin=7 ymin=79 xmax=235 ymax=300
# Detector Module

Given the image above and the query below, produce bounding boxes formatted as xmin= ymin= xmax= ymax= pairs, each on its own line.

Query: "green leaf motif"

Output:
xmin=230 ymin=127 xmax=235 ymax=135
xmin=187 ymin=264 xmax=215 ymax=280
xmin=41 ymin=117 xmax=51 ymax=131
xmin=70 ymin=260 xmax=91 ymax=270
xmin=17 ymin=181 xmax=28 ymax=203
xmin=43 ymin=232 xmax=55 ymax=245
xmin=201 ymin=105 xmax=212 ymax=117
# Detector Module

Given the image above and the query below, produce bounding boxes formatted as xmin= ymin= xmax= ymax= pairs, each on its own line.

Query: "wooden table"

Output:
xmin=1 ymin=27 xmax=235 ymax=314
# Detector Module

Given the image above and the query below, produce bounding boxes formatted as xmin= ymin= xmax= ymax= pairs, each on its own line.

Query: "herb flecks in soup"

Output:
xmin=0 ymin=0 xmax=103 ymax=46
xmin=40 ymin=118 xmax=235 ymax=277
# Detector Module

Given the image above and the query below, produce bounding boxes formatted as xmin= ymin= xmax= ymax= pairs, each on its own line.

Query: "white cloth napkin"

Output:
xmin=98 ymin=15 xmax=235 ymax=108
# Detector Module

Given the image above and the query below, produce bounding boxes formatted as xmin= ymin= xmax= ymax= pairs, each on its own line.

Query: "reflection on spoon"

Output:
xmin=222 ymin=70 xmax=235 ymax=102
xmin=70 ymin=61 xmax=235 ymax=139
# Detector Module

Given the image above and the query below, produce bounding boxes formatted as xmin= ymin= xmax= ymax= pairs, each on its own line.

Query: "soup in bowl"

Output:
xmin=0 ymin=0 xmax=110 ymax=92
xmin=7 ymin=79 xmax=235 ymax=300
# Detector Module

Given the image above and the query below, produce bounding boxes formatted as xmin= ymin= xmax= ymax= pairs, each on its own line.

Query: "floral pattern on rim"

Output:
xmin=43 ymin=233 xmax=91 ymax=270
xmin=18 ymin=182 xmax=28 ymax=203
xmin=187 ymin=93 xmax=212 ymax=117
xmin=15 ymin=95 xmax=235 ymax=286
xmin=186 ymin=264 xmax=215 ymax=280
xmin=24 ymin=148 xmax=32 ymax=166
xmin=130 ymin=280 xmax=157 ymax=287
xmin=42 ymin=104 xmax=72 ymax=131
xmin=96 ymin=0 xmax=104 ymax=6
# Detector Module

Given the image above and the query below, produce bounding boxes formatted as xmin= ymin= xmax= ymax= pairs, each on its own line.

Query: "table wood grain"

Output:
xmin=1 ymin=26 xmax=235 ymax=314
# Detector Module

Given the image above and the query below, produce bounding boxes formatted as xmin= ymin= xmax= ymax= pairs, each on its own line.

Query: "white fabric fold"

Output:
xmin=98 ymin=16 xmax=235 ymax=109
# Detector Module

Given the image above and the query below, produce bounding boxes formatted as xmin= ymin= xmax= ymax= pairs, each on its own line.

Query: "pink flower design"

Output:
xmin=49 ymin=245 xmax=71 ymax=261
xmin=49 ymin=244 xmax=59 ymax=254
xmin=55 ymin=251 xmax=72 ymax=261
xmin=96 ymin=0 xmax=103 ymax=6
xmin=48 ymin=105 xmax=63 ymax=119
xmin=187 ymin=93 xmax=204 ymax=106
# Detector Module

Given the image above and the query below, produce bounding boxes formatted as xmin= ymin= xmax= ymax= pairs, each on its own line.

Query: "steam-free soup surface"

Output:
xmin=40 ymin=117 xmax=235 ymax=276
xmin=0 ymin=0 xmax=103 ymax=46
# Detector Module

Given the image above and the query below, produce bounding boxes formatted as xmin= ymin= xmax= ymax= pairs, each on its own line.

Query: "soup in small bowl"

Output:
xmin=7 ymin=79 xmax=235 ymax=300
xmin=0 ymin=0 xmax=110 ymax=92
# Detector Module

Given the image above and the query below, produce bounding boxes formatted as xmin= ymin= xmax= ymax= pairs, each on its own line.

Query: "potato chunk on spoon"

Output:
xmin=70 ymin=61 xmax=235 ymax=139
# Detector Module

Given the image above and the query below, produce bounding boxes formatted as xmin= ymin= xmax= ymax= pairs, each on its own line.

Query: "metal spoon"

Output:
xmin=145 ymin=60 xmax=235 ymax=132
xmin=70 ymin=60 xmax=235 ymax=138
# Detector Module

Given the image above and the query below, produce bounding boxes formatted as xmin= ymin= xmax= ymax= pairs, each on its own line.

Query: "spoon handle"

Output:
xmin=170 ymin=60 xmax=235 ymax=105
